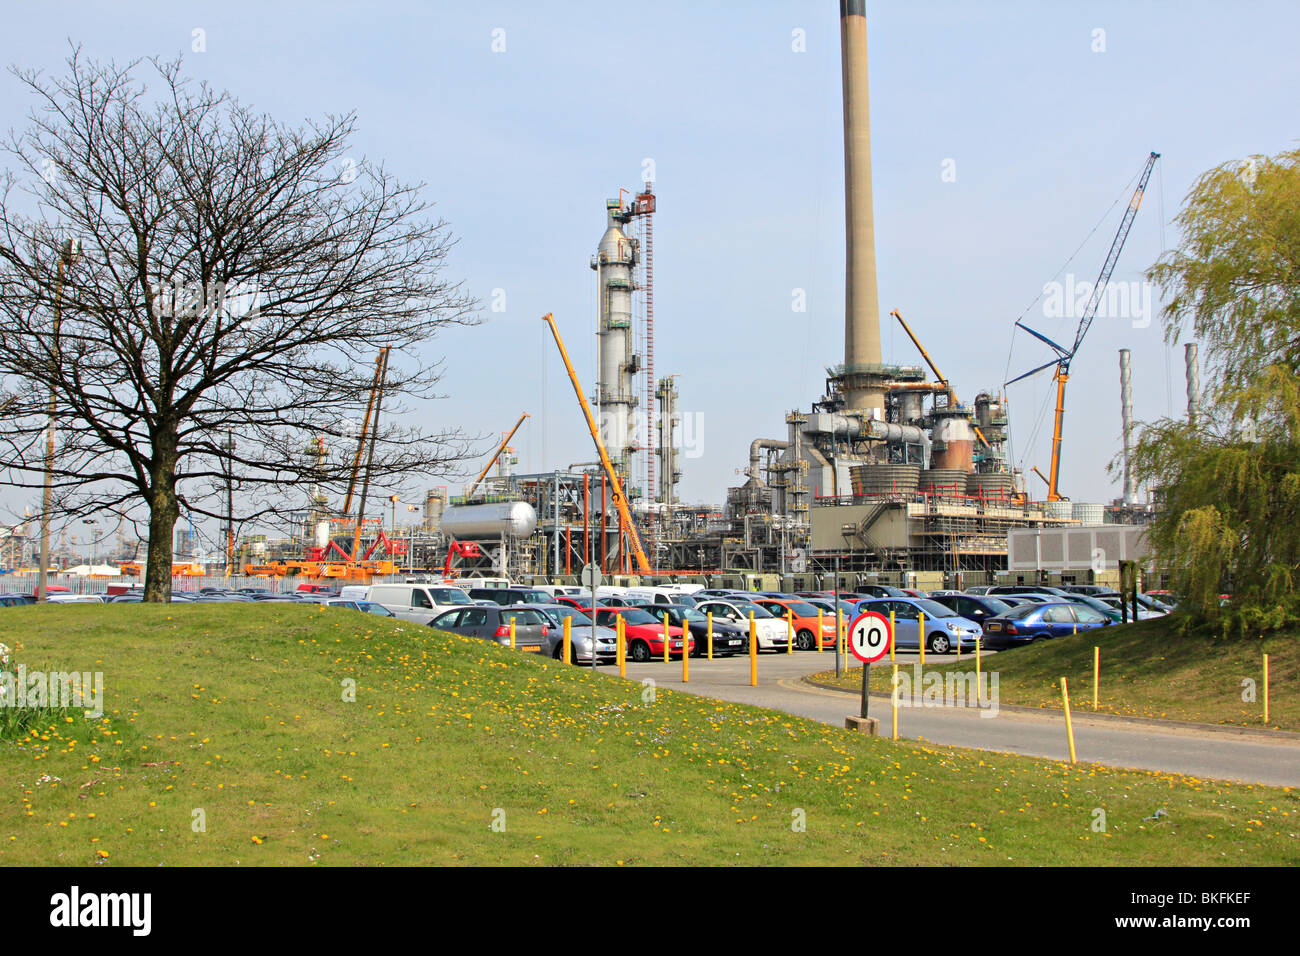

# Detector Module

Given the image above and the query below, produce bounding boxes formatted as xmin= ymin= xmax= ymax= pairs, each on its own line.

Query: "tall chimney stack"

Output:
xmin=1184 ymin=342 xmax=1200 ymax=426
xmin=1118 ymin=349 xmax=1137 ymax=505
xmin=839 ymin=0 xmax=885 ymax=418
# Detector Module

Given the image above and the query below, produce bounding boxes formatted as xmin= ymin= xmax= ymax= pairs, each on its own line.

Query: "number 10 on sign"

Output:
xmin=849 ymin=612 xmax=892 ymax=665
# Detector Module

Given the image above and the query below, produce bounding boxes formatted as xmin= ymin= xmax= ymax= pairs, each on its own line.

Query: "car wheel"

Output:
xmin=796 ymin=629 xmax=815 ymax=651
xmin=927 ymin=632 xmax=951 ymax=655
xmin=629 ymin=640 xmax=652 ymax=663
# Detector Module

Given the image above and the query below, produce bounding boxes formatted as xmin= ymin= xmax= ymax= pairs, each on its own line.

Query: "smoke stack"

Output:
xmin=839 ymin=0 xmax=885 ymax=418
xmin=1118 ymin=349 xmax=1137 ymax=505
xmin=1184 ymin=342 xmax=1200 ymax=426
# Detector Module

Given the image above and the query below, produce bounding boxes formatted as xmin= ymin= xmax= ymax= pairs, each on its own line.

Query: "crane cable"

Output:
xmin=1003 ymin=161 xmax=1149 ymax=476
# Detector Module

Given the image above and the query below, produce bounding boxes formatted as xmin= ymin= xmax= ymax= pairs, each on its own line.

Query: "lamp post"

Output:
xmin=38 ymin=238 xmax=81 ymax=603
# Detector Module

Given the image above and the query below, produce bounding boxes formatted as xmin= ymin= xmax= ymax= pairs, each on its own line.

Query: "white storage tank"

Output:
xmin=1071 ymin=502 xmax=1105 ymax=525
xmin=439 ymin=502 xmax=538 ymax=540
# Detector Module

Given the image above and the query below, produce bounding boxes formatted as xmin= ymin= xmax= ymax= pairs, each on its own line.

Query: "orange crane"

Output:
xmin=1007 ymin=151 xmax=1159 ymax=502
xmin=541 ymin=312 xmax=651 ymax=574
xmin=464 ymin=412 xmax=529 ymax=499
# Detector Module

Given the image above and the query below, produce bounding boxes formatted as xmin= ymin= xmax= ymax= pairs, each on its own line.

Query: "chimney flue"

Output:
xmin=1185 ymin=342 xmax=1200 ymax=426
xmin=1119 ymin=349 xmax=1136 ymax=505
xmin=839 ymin=0 xmax=885 ymax=418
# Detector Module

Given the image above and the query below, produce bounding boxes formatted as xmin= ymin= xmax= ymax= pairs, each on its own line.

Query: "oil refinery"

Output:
xmin=5 ymin=2 xmax=1172 ymax=593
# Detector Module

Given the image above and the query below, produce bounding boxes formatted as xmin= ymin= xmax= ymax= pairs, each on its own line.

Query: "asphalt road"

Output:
xmin=591 ymin=647 xmax=1300 ymax=787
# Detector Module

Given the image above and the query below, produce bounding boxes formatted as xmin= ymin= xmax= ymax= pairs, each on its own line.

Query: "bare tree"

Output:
xmin=0 ymin=50 xmax=478 ymax=600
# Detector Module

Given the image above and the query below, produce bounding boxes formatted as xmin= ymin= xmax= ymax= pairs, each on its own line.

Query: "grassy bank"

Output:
xmin=810 ymin=615 xmax=1296 ymax=731
xmin=0 ymin=604 xmax=1296 ymax=865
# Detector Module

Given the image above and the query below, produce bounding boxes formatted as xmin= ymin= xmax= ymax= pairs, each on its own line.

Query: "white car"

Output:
xmin=693 ymin=598 xmax=790 ymax=652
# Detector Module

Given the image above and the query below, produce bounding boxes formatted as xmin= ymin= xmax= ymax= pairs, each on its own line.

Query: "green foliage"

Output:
xmin=1138 ymin=149 xmax=1300 ymax=635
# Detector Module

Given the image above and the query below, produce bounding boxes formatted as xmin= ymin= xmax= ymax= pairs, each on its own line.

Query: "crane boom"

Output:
xmin=1007 ymin=151 xmax=1159 ymax=501
xmin=465 ymin=412 xmax=530 ymax=499
xmin=541 ymin=312 xmax=651 ymax=574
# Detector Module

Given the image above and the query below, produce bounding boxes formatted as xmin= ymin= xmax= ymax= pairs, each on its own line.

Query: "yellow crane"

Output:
xmin=890 ymin=308 xmax=994 ymax=450
xmin=541 ymin=312 xmax=650 ymax=574
xmin=465 ymin=412 xmax=530 ymax=499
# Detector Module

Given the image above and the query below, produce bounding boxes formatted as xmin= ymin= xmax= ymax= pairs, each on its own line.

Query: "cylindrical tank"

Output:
xmin=314 ymin=520 xmax=331 ymax=549
xmin=1043 ymin=500 xmax=1074 ymax=521
xmin=919 ymin=468 xmax=968 ymax=498
xmin=930 ymin=415 xmax=975 ymax=472
xmin=1071 ymin=502 xmax=1105 ymax=525
xmin=439 ymin=502 xmax=538 ymax=540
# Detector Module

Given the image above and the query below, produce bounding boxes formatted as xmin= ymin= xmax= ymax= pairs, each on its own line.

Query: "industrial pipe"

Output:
xmin=746 ymin=438 xmax=790 ymax=483
xmin=1185 ymin=342 xmax=1200 ymax=427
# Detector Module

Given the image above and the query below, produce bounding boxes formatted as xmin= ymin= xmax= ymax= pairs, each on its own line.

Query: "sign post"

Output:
xmin=848 ymin=611 xmax=893 ymax=722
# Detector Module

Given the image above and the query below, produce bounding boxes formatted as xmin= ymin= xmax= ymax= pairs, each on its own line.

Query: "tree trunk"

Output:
xmin=143 ymin=431 xmax=180 ymax=602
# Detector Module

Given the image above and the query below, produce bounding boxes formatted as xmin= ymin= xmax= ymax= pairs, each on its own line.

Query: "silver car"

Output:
xmin=527 ymin=604 xmax=618 ymax=665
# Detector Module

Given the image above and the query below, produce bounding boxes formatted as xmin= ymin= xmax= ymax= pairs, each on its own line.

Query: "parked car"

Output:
xmin=927 ymin=593 xmax=1016 ymax=628
xmin=981 ymin=601 xmax=1112 ymax=648
xmin=802 ymin=597 xmax=859 ymax=622
xmin=520 ymin=604 xmax=617 ymax=665
xmin=355 ymin=601 xmax=395 ymax=617
xmin=987 ymin=584 xmax=1071 ymax=598
xmin=633 ymin=604 xmax=746 ymax=657
xmin=428 ymin=605 xmax=552 ymax=654
xmin=590 ymin=607 xmax=691 ymax=661
xmin=963 ymin=585 xmax=992 ymax=596
xmin=691 ymin=598 xmax=789 ymax=652
xmin=856 ymin=584 xmax=910 ymax=599
xmin=0 ymin=594 xmax=33 ymax=607
xmin=752 ymin=598 xmax=838 ymax=650
xmin=854 ymin=597 xmax=982 ymax=654
xmin=1095 ymin=593 xmax=1168 ymax=618
xmin=900 ymin=588 xmax=929 ymax=599
xmin=1059 ymin=593 xmax=1125 ymax=623
xmin=1059 ymin=584 xmax=1112 ymax=596
xmin=467 ymin=586 xmax=558 ymax=607
xmin=369 ymin=583 xmax=476 ymax=624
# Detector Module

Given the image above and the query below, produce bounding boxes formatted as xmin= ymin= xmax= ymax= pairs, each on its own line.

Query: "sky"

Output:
xmin=2 ymin=0 xmax=1297 ymax=548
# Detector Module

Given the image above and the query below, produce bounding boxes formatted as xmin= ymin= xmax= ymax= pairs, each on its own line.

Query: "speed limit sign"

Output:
xmin=849 ymin=611 xmax=892 ymax=664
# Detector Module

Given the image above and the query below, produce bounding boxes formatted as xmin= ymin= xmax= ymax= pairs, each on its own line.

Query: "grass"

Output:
xmin=0 ymin=603 xmax=1296 ymax=866
xmin=810 ymin=615 xmax=1298 ymax=731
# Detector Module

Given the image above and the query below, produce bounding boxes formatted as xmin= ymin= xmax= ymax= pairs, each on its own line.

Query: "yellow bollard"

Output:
xmin=891 ymin=662 xmax=899 ymax=740
xmin=956 ymin=628 xmax=962 ymax=660
xmin=890 ymin=609 xmax=896 ymax=662
xmin=510 ymin=616 xmax=516 ymax=650
xmin=1264 ymin=653 xmax=1270 ymax=725
xmin=707 ymin=611 xmax=714 ymax=660
xmin=1060 ymin=677 xmax=1077 ymax=763
xmin=817 ymin=610 xmax=824 ymax=653
xmin=836 ymin=609 xmax=844 ymax=659
xmin=975 ymin=635 xmax=982 ymax=703
xmin=663 ymin=612 xmax=670 ymax=663
xmin=617 ymin=615 xmax=626 ymax=678
xmin=787 ymin=612 xmax=794 ymax=654
xmin=563 ymin=616 xmax=571 ymax=664
xmin=682 ymin=621 xmax=690 ymax=683
xmin=1093 ymin=645 xmax=1100 ymax=711
xmin=749 ymin=611 xmax=758 ymax=687
xmin=919 ymin=611 xmax=926 ymax=666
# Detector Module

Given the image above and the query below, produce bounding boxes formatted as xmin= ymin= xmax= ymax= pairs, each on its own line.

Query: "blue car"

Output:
xmin=853 ymin=597 xmax=982 ymax=654
xmin=980 ymin=601 xmax=1112 ymax=649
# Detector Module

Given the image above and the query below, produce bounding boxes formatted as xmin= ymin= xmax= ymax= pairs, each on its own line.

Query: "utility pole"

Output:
xmin=38 ymin=238 xmax=80 ymax=602
xmin=225 ymin=431 xmax=236 ymax=572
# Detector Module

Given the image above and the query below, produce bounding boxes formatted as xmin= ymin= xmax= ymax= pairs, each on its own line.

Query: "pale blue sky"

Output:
xmin=4 ymin=0 xmax=1297 ymax=540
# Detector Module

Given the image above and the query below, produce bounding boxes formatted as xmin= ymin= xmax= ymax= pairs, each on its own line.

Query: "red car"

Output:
xmin=592 ymin=607 xmax=692 ymax=662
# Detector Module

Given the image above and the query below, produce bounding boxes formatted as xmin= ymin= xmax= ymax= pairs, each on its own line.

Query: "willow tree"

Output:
xmin=1135 ymin=147 xmax=1300 ymax=635
xmin=0 ymin=51 xmax=477 ymax=600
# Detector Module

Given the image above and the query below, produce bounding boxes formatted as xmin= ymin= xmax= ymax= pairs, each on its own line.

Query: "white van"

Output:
xmin=623 ymin=586 xmax=701 ymax=608
xmin=339 ymin=585 xmax=370 ymax=603
xmin=365 ymin=583 xmax=476 ymax=625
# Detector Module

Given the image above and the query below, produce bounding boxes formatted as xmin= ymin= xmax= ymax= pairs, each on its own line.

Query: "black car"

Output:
xmin=928 ymin=593 xmax=1016 ymax=627
xmin=855 ymin=584 xmax=910 ymax=599
xmin=628 ymin=602 xmax=746 ymax=657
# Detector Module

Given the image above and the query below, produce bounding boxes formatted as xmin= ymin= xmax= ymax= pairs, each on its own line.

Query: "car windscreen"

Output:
xmin=731 ymin=601 xmax=774 ymax=618
xmin=914 ymin=599 xmax=957 ymax=618
xmin=979 ymin=598 xmax=1013 ymax=614
xmin=783 ymin=601 xmax=821 ymax=617
xmin=429 ymin=588 xmax=472 ymax=605
xmin=607 ymin=608 xmax=655 ymax=625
